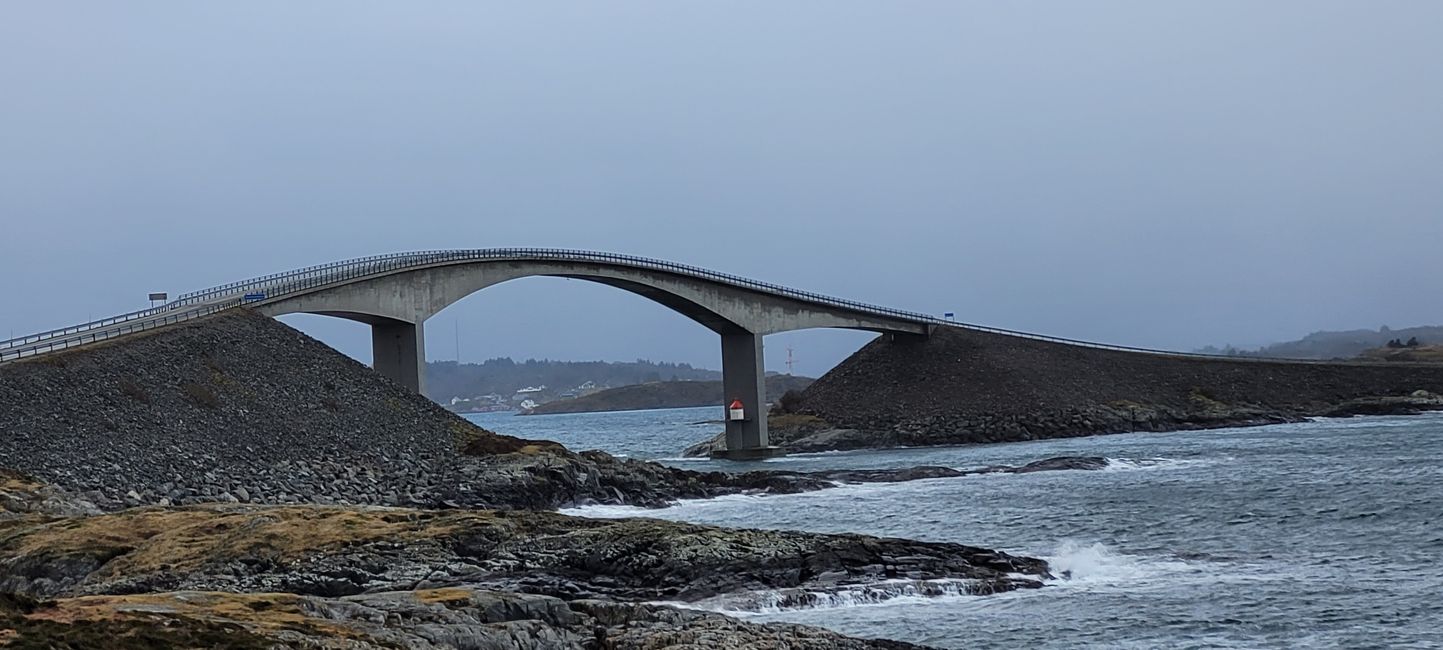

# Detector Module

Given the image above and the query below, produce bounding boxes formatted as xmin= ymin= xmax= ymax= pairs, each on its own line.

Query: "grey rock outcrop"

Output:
xmin=0 ymin=587 xmax=933 ymax=649
xmin=0 ymin=504 xmax=1048 ymax=602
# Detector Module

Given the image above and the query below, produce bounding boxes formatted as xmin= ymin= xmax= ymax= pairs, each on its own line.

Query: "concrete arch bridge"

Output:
xmin=1 ymin=250 xmax=943 ymax=458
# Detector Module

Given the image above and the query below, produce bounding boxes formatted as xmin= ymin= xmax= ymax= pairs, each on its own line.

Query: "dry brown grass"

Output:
xmin=117 ymin=378 xmax=150 ymax=405
xmin=179 ymin=381 xmax=220 ymax=409
xmin=1 ymin=506 xmax=507 ymax=578
xmin=413 ymin=587 xmax=476 ymax=607
xmin=455 ymin=424 xmax=566 ymax=457
xmin=1 ymin=591 xmax=287 ymax=649
xmin=0 ymin=469 xmax=42 ymax=494
xmin=1358 ymin=345 xmax=1443 ymax=363
xmin=11 ymin=591 xmax=369 ymax=646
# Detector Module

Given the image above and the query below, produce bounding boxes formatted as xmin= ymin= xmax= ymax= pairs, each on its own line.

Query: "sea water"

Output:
xmin=468 ymin=408 xmax=1443 ymax=648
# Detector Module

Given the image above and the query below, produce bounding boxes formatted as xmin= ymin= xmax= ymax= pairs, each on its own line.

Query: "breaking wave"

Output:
xmin=668 ymin=578 xmax=993 ymax=614
xmin=1101 ymin=456 xmax=1206 ymax=472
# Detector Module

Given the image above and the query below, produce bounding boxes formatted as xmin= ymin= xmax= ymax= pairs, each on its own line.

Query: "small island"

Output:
xmin=524 ymin=375 xmax=813 ymax=415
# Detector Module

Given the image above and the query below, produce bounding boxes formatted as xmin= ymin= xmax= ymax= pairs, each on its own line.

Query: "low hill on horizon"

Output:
xmin=425 ymin=358 xmax=720 ymax=403
xmin=526 ymin=375 xmax=814 ymax=416
xmin=1198 ymin=325 xmax=1443 ymax=360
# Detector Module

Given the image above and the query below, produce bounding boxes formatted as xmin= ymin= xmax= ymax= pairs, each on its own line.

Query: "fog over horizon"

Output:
xmin=3 ymin=2 xmax=1440 ymax=377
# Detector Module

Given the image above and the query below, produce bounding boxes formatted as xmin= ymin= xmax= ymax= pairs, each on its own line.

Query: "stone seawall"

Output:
xmin=785 ymin=326 xmax=1443 ymax=450
xmin=0 ymin=311 xmax=977 ymax=509
xmin=0 ymin=311 xmax=480 ymax=509
xmin=0 ymin=312 xmax=802 ymax=510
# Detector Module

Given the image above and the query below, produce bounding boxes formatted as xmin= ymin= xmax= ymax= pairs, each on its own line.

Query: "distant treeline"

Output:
xmin=1197 ymin=325 xmax=1441 ymax=360
xmin=425 ymin=358 xmax=720 ymax=402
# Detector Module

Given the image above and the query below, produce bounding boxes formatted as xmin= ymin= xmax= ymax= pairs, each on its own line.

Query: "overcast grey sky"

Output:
xmin=3 ymin=2 xmax=1440 ymax=376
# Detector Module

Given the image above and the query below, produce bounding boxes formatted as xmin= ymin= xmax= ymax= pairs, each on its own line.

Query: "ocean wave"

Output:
xmin=559 ymin=503 xmax=658 ymax=518
xmin=664 ymin=578 xmax=991 ymax=615
xmin=1101 ymin=456 xmax=1207 ymax=472
xmin=562 ymin=456 xmax=1204 ymax=519
xmin=1043 ymin=540 xmax=1221 ymax=592
xmin=1046 ymin=541 xmax=1156 ymax=583
xmin=559 ymin=489 xmax=790 ymax=518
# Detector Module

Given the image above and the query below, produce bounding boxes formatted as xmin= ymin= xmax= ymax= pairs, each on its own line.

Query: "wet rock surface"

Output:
xmin=1320 ymin=391 xmax=1443 ymax=417
xmin=803 ymin=456 xmax=1111 ymax=484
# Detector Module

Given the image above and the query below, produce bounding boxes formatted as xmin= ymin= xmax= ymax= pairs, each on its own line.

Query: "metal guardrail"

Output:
xmin=168 ymin=247 xmax=947 ymax=322
xmin=0 ymin=248 xmax=1391 ymax=365
xmin=0 ymin=299 xmax=245 ymax=362
xmin=0 ymin=304 xmax=171 ymax=351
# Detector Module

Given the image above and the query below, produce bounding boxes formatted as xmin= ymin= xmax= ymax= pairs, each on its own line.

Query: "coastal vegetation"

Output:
xmin=1359 ymin=342 xmax=1443 ymax=362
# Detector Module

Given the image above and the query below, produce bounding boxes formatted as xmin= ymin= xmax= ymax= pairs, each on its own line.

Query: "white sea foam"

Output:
xmin=559 ymin=490 xmax=789 ymax=518
xmin=1045 ymin=541 xmax=1156 ymax=583
xmin=562 ymin=455 xmax=1206 ymax=519
xmin=1101 ymin=456 xmax=1207 ymax=472
xmin=665 ymin=578 xmax=989 ymax=615
xmin=1042 ymin=540 xmax=1229 ymax=594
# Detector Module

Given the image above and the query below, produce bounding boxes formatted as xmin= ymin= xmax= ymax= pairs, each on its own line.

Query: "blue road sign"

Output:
xmin=243 ymin=292 xmax=267 ymax=302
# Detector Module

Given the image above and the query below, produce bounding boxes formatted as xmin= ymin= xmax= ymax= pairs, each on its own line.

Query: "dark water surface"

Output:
xmin=469 ymin=408 xmax=1443 ymax=649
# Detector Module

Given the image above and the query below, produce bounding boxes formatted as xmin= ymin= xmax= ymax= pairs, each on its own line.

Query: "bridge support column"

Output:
xmin=712 ymin=332 xmax=783 ymax=460
xmin=371 ymin=320 xmax=426 ymax=394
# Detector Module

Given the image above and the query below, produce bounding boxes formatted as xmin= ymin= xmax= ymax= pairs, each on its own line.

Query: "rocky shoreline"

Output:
xmin=13 ymin=310 xmax=1439 ymax=647
xmin=678 ymin=324 xmax=1443 ymax=456
xmin=0 ymin=479 xmax=1046 ymax=648
xmin=685 ymin=392 xmax=1443 ymax=456
xmin=0 ymin=312 xmax=1057 ymax=648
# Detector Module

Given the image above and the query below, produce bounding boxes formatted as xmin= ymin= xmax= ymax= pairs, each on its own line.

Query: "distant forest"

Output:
xmin=424 ymin=358 xmax=720 ymax=402
xmin=1197 ymin=325 xmax=1443 ymax=360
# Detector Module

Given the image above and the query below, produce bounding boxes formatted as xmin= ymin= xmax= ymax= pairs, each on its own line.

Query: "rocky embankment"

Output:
xmin=0 ymin=312 xmax=829 ymax=512
xmin=0 ymin=311 xmax=1056 ymax=647
xmin=687 ymin=327 xmax=1443 ymax=455
xmin=526 ymin=374 xmax=813 ymax=416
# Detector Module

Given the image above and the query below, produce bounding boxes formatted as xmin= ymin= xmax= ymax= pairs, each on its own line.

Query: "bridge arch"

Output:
xmin=0 ymin=250 xmax=939 ymax=458
xmin=253 ymin=257 xmax=930 ymax=337
xmin=244 ymin=253 xmax=931 ymax=459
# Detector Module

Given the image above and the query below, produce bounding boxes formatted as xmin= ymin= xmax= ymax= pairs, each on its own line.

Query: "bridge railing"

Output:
xmin=0 ymin=304 xmax=175 ymax=351
xmin=165 ymin=248 xmax=1378 ymax=363
xmin=0 ymin=298 xmax=245 ymax=362
xmin=0 ymin=248 xmax=1366 ymax=365
xmin=165 ymin=248 xmax=946 ymax=325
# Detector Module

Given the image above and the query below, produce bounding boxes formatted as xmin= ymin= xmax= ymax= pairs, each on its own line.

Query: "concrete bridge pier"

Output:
xmin=713 ymin=332 xmax=783 ymax=460
xmin=372 ymin=319 xmax=426 ymax=394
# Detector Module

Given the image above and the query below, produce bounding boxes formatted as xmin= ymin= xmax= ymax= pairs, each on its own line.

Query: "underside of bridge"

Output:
xmin=256 ymin=259 xmax=931 ymax=459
